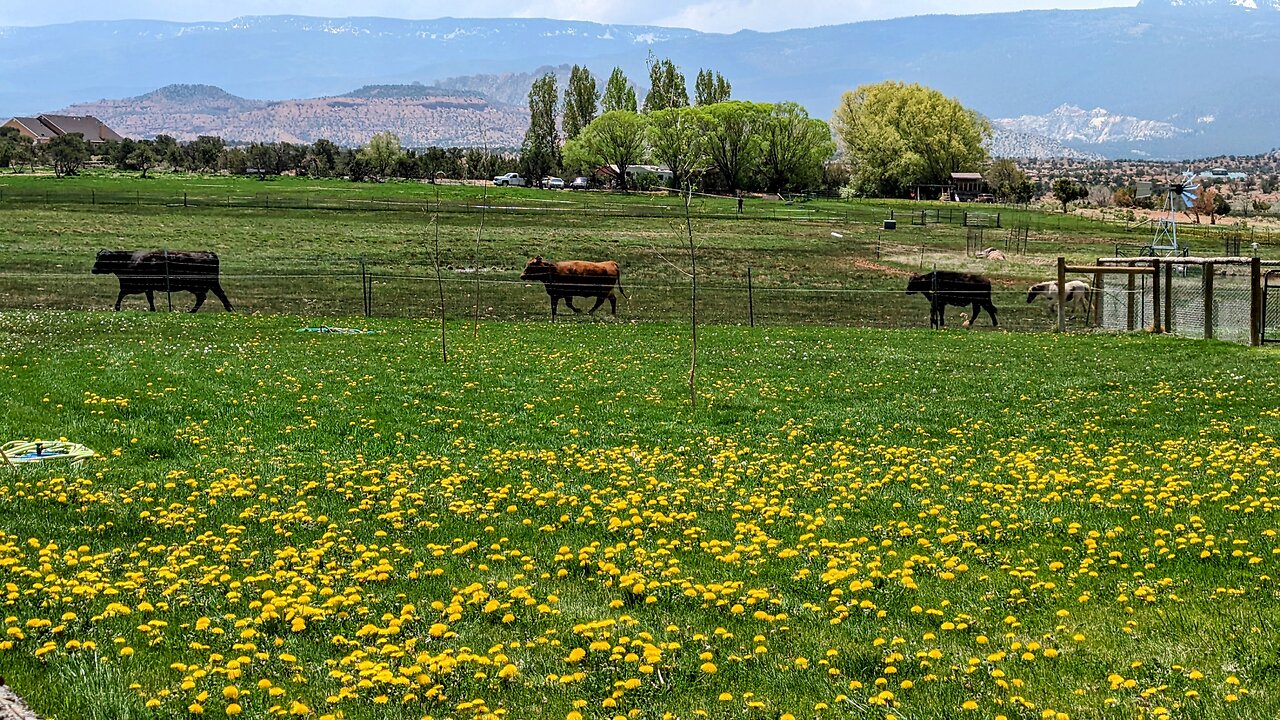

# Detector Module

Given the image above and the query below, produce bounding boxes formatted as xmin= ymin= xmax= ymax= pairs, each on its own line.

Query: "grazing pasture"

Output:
xmin=1 ymin=313 xmax=1279 ymax=720
xmin=5 ymin=173 xmax=1269 ymax=331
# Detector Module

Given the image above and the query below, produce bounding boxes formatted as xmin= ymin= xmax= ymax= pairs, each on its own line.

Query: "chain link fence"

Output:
xmin=1097 ymin=257 xmax=1273 ymax=344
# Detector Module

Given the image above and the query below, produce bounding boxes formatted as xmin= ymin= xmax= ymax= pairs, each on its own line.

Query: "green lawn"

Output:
xmin=1 ymin=312 xmax=1279 ymax=720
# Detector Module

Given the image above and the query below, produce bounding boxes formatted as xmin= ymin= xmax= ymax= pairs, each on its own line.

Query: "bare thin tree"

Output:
xmin=684 ymin=183 xmax=698 ymax=407
xmin=473 ymin=127 xmax=491 ymax=339
xmin=424 ymin=191 xmax=447 ymax=363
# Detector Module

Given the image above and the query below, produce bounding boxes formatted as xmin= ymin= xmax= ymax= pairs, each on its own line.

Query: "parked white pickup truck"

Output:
xmin=492 ymin=172 xmax=526 ymax=187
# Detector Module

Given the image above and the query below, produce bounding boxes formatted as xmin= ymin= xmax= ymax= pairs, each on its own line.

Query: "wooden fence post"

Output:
xmin=1151 ymin=260 xmax=1162 ymax=333
xmin=1127 ymin=270 xmax=1136 ymax=331
xmin=1203 ymin=263 xmax=1215 ymax=340
xmin=1251 ymin=256 xmax=1263 ymax=346
xmin=1092 ymin=270 xmax=1103 ymax=327
xmin=1056 ymin=256 xmax=1067 ymax=333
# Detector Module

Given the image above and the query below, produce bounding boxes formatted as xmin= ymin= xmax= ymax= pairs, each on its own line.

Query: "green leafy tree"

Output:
xmin=129 ymin=141 xmax=158 ymax=178
xmin=602 ymin=67 xmax=637 ymax=114
xmin=703 ymin=101 xmax=769 ymax=194
xmin=694 ymin=69 xmax=732 ymax=105
xmin=0 ymin=127 xmax=34 ymax=171
xmin=152 ymin=134 xmax=181 ymax=168
xmin=360 ymin=131 xmax=403 ymax=179
xmin=759 ymin=102 xmax=835 ymax=193
xmin=188 ymin=136 xmax=225 ymax=172
xmin=521 ymin=73 xmax=561 ymax=184
xmin=246 ymin=142 xmax=284 ymax=177
xmin=305 ymin=138 xmax=339 ymax=177
xmin=562 ymin=65 xmax=599 ymax=141
xmin=45 ymin=133 xmax=91 ymax=178
xmin=646 ymin=106 xmax=709 ymax=189
xmin=563 ymin=111 xmax=647 ymax=191
xmin=1051 ymin=178 xmax=1088 ymax=213
xmin=831 ymin=81 xmax=990 ymax=197
xmin=642 ymin=56 xmax=689 ymax=112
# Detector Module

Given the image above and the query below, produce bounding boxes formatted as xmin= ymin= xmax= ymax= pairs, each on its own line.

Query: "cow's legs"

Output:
xmin=983 ymin=301 xmax=999 ymax=327
xmin=145 ymin=290 xmax=156 ymax=312
xmin=550 ymin=296 xmax=559 ymax=322
xmin=564 ymin=297 xmax=582 ymax=314
xmin=190 ymin=291 xmax=207 ymax=313
xmin=212 ymin=283 xmax=234 ymax=312
xmin=114 ymin=289 xmax=127 ymax=311
xmin=608 ymin=294 xmax=617 ymax=316
xmin=587 ymin=295 xmax=607 ymax=315
xmin=969 ymin=303 xmax=981 ymax=329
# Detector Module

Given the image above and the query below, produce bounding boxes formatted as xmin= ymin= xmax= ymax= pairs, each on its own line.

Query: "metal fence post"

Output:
xmin=1151 ymin=260 xmax=1162 ymax=333
xmin=747 ymin=266 xmax=755 ymax=328
xmin=1164 ymin=261 xmax=1173 ymax=334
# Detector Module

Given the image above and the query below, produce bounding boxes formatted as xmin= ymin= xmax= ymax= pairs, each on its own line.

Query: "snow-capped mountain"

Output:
xmin=993 ymin=105 xmax=1191 ymax=146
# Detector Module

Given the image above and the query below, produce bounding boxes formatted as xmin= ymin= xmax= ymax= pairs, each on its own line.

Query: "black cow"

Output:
xmin=520 ymin=256 xmax=629 ymax=322
xmin=906 ymin=270 xmax=998 ymax=329
xmin=92 ymin=250 xmax=233 ymax=312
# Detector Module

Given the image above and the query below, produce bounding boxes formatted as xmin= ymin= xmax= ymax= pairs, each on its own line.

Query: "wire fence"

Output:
xmin=0 ymin=254 xmax=1100 ymax=333
xmin=5 ymin=185 xmax=1280 ymax=246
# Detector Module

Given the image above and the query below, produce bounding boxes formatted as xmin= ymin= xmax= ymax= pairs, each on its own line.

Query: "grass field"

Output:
xmin=1 ymin=312 xmax=1279 ymax=720
xmin=2 ymin=172 xmax=1269 ymax=331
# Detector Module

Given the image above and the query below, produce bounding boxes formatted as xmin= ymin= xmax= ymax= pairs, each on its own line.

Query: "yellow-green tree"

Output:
xmin=831 ymin=81 xmax=990 ymax=197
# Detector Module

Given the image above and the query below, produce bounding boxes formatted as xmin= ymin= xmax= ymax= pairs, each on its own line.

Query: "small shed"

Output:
xmin=950 ymin=172 xmax=985 ymax=202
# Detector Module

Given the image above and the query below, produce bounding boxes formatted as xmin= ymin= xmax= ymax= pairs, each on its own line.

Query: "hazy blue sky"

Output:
xmin=0 ymin=0 xmax=1135 ymax=33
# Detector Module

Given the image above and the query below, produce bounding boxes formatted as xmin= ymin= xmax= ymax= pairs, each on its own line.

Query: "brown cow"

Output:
xmin=520 ymin=256 xmax=628 ymax=322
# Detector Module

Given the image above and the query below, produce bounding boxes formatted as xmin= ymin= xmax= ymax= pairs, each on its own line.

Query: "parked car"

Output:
xmin=544 ymin=176 xmax=565 ymax=189
xmin=569 ymin=176 xmax=592 ymax=190
xmin=975 ymin=193 xmax=996 ymax=203
xmin=493 ymin=172 xmax=526 ymax=187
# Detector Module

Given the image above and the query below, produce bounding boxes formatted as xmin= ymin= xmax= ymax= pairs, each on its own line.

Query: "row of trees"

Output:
xmin=520 ymin=58 xmax=836 ymax=192
xmin=563 ymin=102 xmax=835 ymax=193
xmin=6 ymin=128 xmax=520 ymax=182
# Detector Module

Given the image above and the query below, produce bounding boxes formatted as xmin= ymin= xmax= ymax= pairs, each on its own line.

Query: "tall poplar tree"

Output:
xmin=521 ymin=72 xmax=561 ymax=184
xmin=562 ymin=65 xmax=600 ymax=141
xmin=602 ymin=67 xmax=638 ymax=113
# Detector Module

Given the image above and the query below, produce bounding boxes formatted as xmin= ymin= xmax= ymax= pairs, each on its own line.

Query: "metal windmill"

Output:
xmin=1136 ymin=175 xmax=1199 ymax=257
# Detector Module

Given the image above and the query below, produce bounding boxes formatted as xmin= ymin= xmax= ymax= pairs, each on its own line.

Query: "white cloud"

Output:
xmin=0 ymin=0 xmax=1137 ymax=31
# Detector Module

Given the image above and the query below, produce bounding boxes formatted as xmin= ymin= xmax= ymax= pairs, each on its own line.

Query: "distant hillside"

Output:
xmin=61 ymin=84 xmax=528 ymax=147
xmin=436 ymin=65 xmax=576 ymax=107
xmin=8 ymin=2 xmax=1280 ymax=156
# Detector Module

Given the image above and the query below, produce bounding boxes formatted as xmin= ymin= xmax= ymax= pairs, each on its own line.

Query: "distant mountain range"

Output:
xmin=62 ymin=83 xmax=528 ymax=147
xmin=4 ymin=0 xmax=1278 ymax=158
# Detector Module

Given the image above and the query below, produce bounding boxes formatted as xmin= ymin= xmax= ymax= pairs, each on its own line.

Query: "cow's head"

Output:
xmin=905 ymin=273 xmax=929 ymax=296
xmin=92 ymin=250 xmax=129 ymax=275
xmin=520 ymin=256 xmax=554 ymax=282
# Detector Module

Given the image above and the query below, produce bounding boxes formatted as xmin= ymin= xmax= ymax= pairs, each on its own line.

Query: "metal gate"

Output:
xmin=1264 ymin=271 xmax=1280 ymax=344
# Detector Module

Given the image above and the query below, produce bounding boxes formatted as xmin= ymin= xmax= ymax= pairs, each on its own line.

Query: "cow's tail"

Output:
xmin=615 ymin=267 xmax=630 ymax=300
